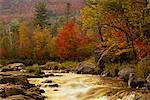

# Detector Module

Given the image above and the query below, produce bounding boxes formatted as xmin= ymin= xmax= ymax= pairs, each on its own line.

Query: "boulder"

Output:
xmin=75 ymin=61 xmax=99 ymax=74
xmin=14 ymin=76 xmax=30 ymax=86
xmin=5 ymin=87 xmax=23 ymax=96
xmin=42 ymin=62 xmax=61 ymax=70
xmin=0 ymin=76 xmax=15 ymax=84
xmin=118 ymin=66 xmax=136 ymax=81
xmin=25 ymin=87 xmax=45 ymax=100
xmin=0 ymin=66 xmax=13 ymax=72
xmin=128 ymin=73 xmax=147 ymax=89
xmin=0 ymin=75 xmax=30 ymax=86
xmin=7 ymin=63 xmax=25 ymax=71
xmin=1 ymin=63 xmax=25 ymax=72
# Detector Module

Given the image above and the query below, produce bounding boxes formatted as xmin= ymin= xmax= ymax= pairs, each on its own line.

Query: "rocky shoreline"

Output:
xmin=0 ymin=62 xmax=150 ymax=100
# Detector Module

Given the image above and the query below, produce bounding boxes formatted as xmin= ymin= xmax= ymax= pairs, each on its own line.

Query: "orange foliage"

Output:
xmin=55 ymin=21 xmax=91 ymax=59
xmin=134 ymin=39 xmax=150 ymax=57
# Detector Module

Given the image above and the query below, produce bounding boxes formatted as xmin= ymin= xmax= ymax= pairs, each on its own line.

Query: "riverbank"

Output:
xmin=0 ymin=62 xmax=150 ymax=100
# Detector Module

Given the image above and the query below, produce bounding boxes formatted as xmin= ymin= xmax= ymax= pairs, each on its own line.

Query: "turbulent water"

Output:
xmin=29 ymin=70 xmax=150 ymax=100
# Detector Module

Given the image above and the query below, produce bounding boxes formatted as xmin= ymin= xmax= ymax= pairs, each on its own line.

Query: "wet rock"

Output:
xmin=42 ymin=80 xmax=52 ymax=83
xmin=0 ymin=66 xmax=13 ymax=72
xmin=7 ymin=95 xmax=35 ymax=100
xmin=5 ymin=87 xmax=23 ymax=96
xmin=101 ymin=71 xmax=110 ymax=77
xmin=39 ymin=89 xmax=45 ymax=93
xmin=7 ymin=63 xmax=25 ymax=69
xmin=14 ymin=75 xmax=30 ymax=86
xmin=0 ymin=88 xmax=6 ymax=98
xmin=118 ymin=66 xmax=135 ymax=81
xmin=48 ymin=83 xmax=59 ymax=87
xmin=0 ymin=76 xmax=15 ymax=84
xmin=128 ymin=73 xmax=137 ymax=88
xmin=42 ymin=62 xmax=61 ymax=70
xmin=136 ymin=78 xmax=146 ymax=88
xmin=76 ymin=61 xmax=99 ymax=74
xmin=0 ymin=75 xmax=31 ymax=87
xmin=128 ymin=73 xmax=147 ymax=89
xmin=25 ymin=87 xmax=45 ymax=100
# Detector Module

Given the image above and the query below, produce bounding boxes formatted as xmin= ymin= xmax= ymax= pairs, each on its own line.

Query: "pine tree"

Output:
xmin=34 ymin=1 xmax=49 ymax=28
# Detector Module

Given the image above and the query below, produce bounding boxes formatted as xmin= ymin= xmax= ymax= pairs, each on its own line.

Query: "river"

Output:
xmin=29 ymin=70 xmax=150 ymax=100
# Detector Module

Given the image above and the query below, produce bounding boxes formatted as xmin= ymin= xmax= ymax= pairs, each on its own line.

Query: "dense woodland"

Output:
xmin=0 ymin=0 xmax=150 ymax=78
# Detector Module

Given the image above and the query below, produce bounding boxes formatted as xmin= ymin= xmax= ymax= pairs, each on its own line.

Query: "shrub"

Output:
xmin=135 ymin=56 xmax=150 ymax=78
xmin=61 ymin=61 xmax=78 ymax=70
xmin=26 ymin=64 xmax=42 ymax=75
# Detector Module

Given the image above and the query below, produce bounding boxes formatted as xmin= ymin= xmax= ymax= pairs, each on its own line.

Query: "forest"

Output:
xmin=0 ymin=0 xmax=150 ymax=100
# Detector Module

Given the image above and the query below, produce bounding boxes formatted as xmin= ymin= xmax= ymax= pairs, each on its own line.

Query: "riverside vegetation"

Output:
xmin=0 ymin=0 xmax=150 ymax=100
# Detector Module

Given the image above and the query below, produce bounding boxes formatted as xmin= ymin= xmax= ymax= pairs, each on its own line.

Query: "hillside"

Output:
xmin=0 ymin=0 xmax=84 ymax=21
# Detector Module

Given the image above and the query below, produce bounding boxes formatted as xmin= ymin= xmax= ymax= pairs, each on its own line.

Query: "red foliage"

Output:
xmin=55 ymin=21 xmax=91 ymax=59
xmin=134 ymin=39 xmax=150 ymax=57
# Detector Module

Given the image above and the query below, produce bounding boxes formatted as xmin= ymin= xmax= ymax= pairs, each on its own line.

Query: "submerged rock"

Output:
xmin=42 ymin=80 xmax=53 ymax=83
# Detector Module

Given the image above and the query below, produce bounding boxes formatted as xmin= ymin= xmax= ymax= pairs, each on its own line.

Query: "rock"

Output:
xmin=0 ymin=64 xmax=3 ymax=68
xmin=136 ymin=78 xmax=146 ymax=88
xmin=7 ymin=63 xmax=25 ymax=69
xmin=0 ymin=76 xmax=15 ymax=84
xmin=20 ymin=69 xmax=27 ymax=73
xmin=48 ymin=83 xmax=59 ymax=87
xmin=25 ymin=87 xmax=45 ymax=100
xmin=0 ymin=88 xmax=6 ymax=98
xmin=101 ymin=71 xmax=110 ymax=77
xmin=1 ymin=66 xmax=13 ymax=72
xmin=128 ymin=73 xmax=137 ymax=88
xmin=1 ymin=63 xmax=25 ymax=72
xmin=42 ymin=62 xmax=61 ymax=70
xmin=7 ymin=95 xmax=35 ymax=100
xmin=14 ymin=75 xmax=30 ymax=86
xmin=42 ymin=80 xmax=52 ymax=83
xmin=76 ymin=61 xmax=99 ymax=74
xmin=39 ymin=89 xmax=45 ymax=93
xmin=5 ymin=87 xmax=23 ymax=96
xmin=0 ymin=75 xmax=30 ymax=86
xmin=118 ymin=66 xmax=136 ymax=81
xmin=128 ymin=73 xmax=147 ymax=89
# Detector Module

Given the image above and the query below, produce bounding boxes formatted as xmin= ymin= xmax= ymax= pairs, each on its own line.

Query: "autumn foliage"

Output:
xmin=55 ymin=21 xmax=94 ymax=60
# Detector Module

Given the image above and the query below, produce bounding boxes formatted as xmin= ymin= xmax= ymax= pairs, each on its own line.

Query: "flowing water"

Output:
xmin=29 ymin=70 xmax=150 ymax=100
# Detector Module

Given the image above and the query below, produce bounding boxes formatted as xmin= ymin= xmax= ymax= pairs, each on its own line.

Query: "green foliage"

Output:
xmin=34 ymin=1 xmax=49 ymax=28
xmin=135 ymin=56 xmax=150 ymax=78
xmin=26 ymin=64 xmax=42 ymax=75
xmin=61 ymin=61 xmax=78 ymax=69
xmin=104 ymin=63 xmax=119 ymax=73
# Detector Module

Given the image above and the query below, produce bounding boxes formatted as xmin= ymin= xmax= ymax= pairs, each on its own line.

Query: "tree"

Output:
xmin=55 ymin=21 xmax=94 ymax=60
xmin=18 ymin=23 xmax=32 ymax=58
xmin=34 ymin=1 xmax=49 ymax=28
xmin=33 ymin=28 xmax=52 ymax=59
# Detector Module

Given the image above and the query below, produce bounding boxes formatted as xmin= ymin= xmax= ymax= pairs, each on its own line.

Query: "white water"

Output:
xmin=28 ymin=71 xmax=150 ymax=100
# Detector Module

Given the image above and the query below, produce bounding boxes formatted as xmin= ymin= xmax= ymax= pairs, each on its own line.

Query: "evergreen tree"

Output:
xmin=34 ymin=1 xmax=49 ymax=28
